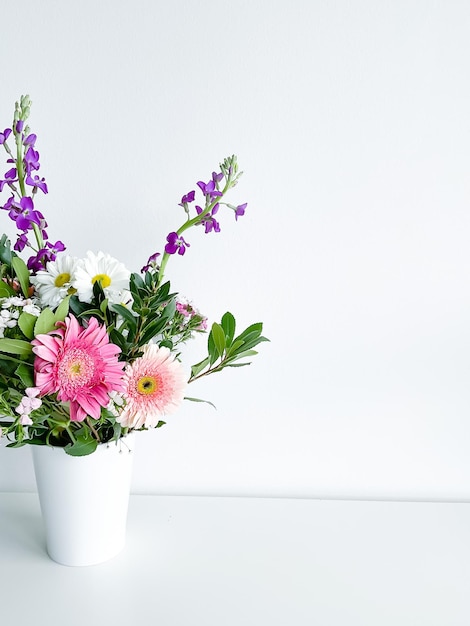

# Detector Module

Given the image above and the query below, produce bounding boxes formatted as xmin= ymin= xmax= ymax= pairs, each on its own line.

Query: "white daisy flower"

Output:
xmin=72 ymin=251 xmax=131 ymax=305
xmin=30 ymin=255 xmax=79 ymax=309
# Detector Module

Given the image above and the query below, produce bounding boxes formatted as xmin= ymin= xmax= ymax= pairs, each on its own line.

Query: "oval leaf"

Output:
xmin=0 ymin=338 xmax=33 ymax=356
xmin=54 ymin=295 xmax=71 ymax=323
xmin=221 ymin=311 xmax=236 ymax=346
xmin=211 ymin=322 xmax=226 ymax=357
xmin=34 ymin=308 xmax=56 ymax=336
xmin=18 ymin=311 xmax=38 ymax=339
xmin=11 ymin=255 xmax=30 ymax=297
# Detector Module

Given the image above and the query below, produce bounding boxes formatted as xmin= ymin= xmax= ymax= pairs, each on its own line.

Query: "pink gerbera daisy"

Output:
xmin=31 ymin=315 xmax=125 ymax=422
xmin=118 ymin=344 xmax=187 ymax=429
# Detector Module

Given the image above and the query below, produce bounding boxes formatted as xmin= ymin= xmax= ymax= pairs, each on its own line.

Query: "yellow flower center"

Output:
xmin=70 ymin=362 xmax=84 ymax=376
xmin=54 ymin=272 xmax=71 ymax=288
xmin=137 ymin=376 xmax=158 ymax=395
xmin=92 ymin=273 xmax=112 ymax=289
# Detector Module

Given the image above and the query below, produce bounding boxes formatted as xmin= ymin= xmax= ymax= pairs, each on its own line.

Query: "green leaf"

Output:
xmin=138 ymin=317 xmax=169 ymax=345
xmin=190 ymin=356 xmax=210 ymax=378
xmin=68 ymin=295 xmax=91 ymax=318
xmin=65 ymin=435 xmax=98 ymax=457
xmin=15 ymin=363 xmax=34 ymax=387
xmin=6 ymin=440 xmax=27 ymax=449
xmin=100 ymin=298 xmax=109 ymax=314
xmin=0 ymin=282 xmax=15 ymax=298
xmin=0 ymin=234 xmax=14 ymax=265
xmin=207 ymin=331 xmax=218 ymax=366
xmin=226 ymin=338 xmax=245 ymax=357
xmin=11 ymin=255 xmax=30 ymax=297
xmin=34 ymin=308 xmax=56 ymax=336
xmin=234 ymin=322 xmax=263 ymax=343
xmin=184 ymin=396 xmax=217 ymax=409
xmin=18 ymin=311 xmax=37 ymax=339
xmin=237 ymin=335 xmax=270 ymax=352
xmin=0 ymin=338 xmax=33 ymax=356
xmin=111 ymin=303 xmax=137 ymax=331
xmin=211 ymin=322 xmax=226 ymax=357
xmin=226 ymin=349 xmax=259 ymax=362
xmin=54 ymin=295 xmax=71 ymax=322
xmin=109 ymin=329 xmax=127 ymax=351
xmin=221 ymin=311 xmax=236 ymax=346
xmin=226 ymin=362 xmax=252 ymax=368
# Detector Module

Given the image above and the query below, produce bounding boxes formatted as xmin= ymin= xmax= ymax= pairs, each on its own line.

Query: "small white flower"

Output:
xmin=22 ymin=300 xmax=41 ymax=316
xmin=0 ymin=309 xmax=18 ymax=329
xmin=31 ymin=255 xmax=79 ymax=309
xmin=2 ymin=296 xmax=24 ymax=308
xmin=72 ymin=251 xmax=131 ymax=305
xmin=107 ymin=391 xmax=125 ymax=417
xmin=15 ymin=388 xmax=42 ymax=426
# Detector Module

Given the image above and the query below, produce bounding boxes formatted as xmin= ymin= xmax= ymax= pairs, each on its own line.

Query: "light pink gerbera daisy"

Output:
xmin=118 ymin=344 xmax=187 ymax=429
xmin=31 ymin=315 xmax=125 ymax=422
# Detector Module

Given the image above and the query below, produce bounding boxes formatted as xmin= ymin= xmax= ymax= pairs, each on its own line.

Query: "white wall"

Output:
xmin=1 ymin=0 xmax=470 ymax=500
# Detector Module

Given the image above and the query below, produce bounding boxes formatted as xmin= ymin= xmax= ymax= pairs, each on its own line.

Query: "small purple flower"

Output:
xmin=14 ymin=233 xmax=29 ymax=252
xmin=0 ymin=128 xmax=12 ymax=144
xmin=24 ymin=146 xmax=40 ymax=172
xmin=179 ymin=190 xmax=195 ymax=206
xmin=212 ymin=171 xmax=224 ymax=184
xmin=141 ymin=251 xmax=161 ymax=273
xmin=196 ymin=203 xmax=221 ymax=234
xmin=15 ymin=120 xmax=24 ymax=134
xmin=165 ymin=232 xmax=190 ymax=256
xmin=0 ymin=167 xmax=18 ymax=192
xmin=197 ymin=179 xmax=222 ymax=199
xmin=27 ymin=247 xmax=54 ymax=271
xmin=26 ymin=173 xmax=48 ymax=194
xmin=8 ymin=196 xmax=42 ymax=231
xmin=235 ymin=203 xmax=247 ymax=220
xmin=23 ymin=133 xmax=37 ymax=147
xmin=46 ymin=240 xmax=66 ymax=256
xmin=26 ymin=249 xmax=47 ymax=272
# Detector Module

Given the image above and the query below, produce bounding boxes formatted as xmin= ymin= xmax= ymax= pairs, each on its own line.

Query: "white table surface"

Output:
xmin=1 ymin=493 xmax=470 ymax=625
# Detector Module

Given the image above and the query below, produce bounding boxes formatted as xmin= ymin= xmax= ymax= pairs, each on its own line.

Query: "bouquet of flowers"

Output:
xmin=0 ymin=95 xmax=267 ymax=456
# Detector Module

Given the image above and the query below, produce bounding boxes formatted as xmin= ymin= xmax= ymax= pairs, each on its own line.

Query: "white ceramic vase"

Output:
xmin=32 ymin=433 xmax=135 ymax=567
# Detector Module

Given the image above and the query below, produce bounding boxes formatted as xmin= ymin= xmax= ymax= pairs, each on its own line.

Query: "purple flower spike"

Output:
xmin=235 ymin=203 xmax=247 ymax=220
xmin=165 ymin=232 xmax=190 ymax=256
xmin=0 ymin=128 xmax=12 ymax=144
xmin=26 ymin=173 xmax=48 ymax=194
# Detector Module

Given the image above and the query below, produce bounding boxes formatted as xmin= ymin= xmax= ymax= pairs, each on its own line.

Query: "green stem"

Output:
xmin=15 ymin=131 xmax=26 ymax=198
xmin=188 ymin=360 xmax=227 ymax=384
xmin=86 ymin=417 xmax=101 ymax=443
xmin=156 ymin=177 xmax=233 ymax=287
xmin=64 ymin=425 xmax=77 ymax=444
